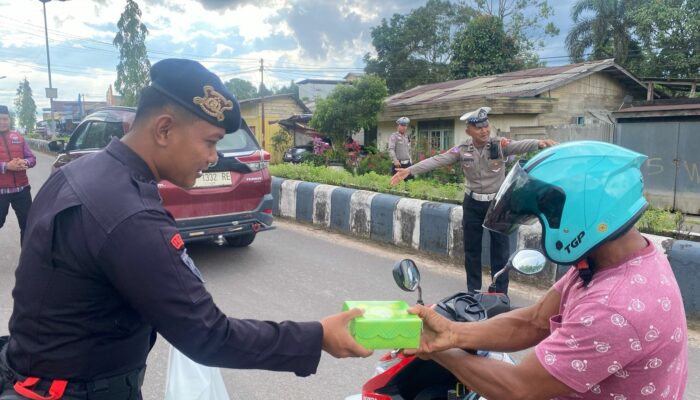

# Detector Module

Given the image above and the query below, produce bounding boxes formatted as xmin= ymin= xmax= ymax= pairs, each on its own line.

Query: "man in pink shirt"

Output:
xmin=408 ymin=141 xmax=688 ymax=400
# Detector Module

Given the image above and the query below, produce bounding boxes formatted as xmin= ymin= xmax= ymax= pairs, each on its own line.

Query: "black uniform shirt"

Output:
xmin=8 ymin=139 xmax=323 ymax=381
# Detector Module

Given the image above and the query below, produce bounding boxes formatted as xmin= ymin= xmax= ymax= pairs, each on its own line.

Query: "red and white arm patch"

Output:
xmin=170 ymin=233 xmax=184 ymax=250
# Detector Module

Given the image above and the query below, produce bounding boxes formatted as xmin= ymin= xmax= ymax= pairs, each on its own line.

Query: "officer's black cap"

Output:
xmin=149 ymin=59 xmax=241 ymax=133
xmin=0 ymin=105 xmax=9 ymax=115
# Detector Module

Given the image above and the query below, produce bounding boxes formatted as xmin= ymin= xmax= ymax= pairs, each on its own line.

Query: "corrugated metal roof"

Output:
xmin=386 ymin=59 xmax=643 ymax=107
xmin=615 ymin=103 xmax=700 ymax=113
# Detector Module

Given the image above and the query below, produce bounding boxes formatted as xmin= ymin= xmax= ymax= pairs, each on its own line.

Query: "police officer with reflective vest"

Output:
xmin=0 ymin=59 xmax=371 ymax=400
xmin=391 ymin=107 xmax=557 ymax=293
xmin=388 ymin=117 xmax=413 ymax=180
xmin=0 ymin=105 xmax=36 ymax=245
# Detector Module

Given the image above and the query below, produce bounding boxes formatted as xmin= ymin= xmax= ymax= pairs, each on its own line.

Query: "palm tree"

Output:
xmin=565 ymin=0 xmax=643 ymax=66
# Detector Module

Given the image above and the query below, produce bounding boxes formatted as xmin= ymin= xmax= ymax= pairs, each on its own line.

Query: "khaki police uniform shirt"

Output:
xmin=388 ymin=131 xmax=411 ymax=163
xmin=409 ymin=137 xmax=540 ymax=194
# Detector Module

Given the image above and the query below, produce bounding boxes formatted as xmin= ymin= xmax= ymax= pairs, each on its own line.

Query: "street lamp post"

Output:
xmin=39 ymin=0 xmax=66 ymax=133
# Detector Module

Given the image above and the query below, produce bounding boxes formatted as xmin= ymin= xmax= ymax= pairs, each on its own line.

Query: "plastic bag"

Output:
xmin=164 ymin=345 xmax=230 ymax=400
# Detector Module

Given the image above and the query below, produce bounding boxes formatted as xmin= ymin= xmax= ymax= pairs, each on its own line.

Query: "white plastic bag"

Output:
xmin=164 ymin=345 xmax=230 ymax=400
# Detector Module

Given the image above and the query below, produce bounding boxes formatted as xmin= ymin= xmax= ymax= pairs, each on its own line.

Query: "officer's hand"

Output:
xmin=538 ymin=139 xmax=558 ymax=149
xmin=320 ymin=308 xmax=373 ymax=358
xmin=393 ymin=160 xmax=401 ymax=168
xmin=390 ymin=168 xmax=411 ymax=186
xmin=408 ymin=304 xmax=457 ymax=359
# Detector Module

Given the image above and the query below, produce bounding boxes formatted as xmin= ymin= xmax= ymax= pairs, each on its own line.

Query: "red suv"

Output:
xmin=48 ymin=106 xmax=273 ymax=247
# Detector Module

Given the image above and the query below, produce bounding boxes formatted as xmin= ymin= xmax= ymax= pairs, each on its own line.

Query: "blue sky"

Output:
xmin=0 ymin=0 xmax=576 ymax=115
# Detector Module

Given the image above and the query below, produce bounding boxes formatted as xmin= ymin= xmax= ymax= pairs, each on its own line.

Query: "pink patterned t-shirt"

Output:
xmin=535 ymin=239 xmax=688 ymax=400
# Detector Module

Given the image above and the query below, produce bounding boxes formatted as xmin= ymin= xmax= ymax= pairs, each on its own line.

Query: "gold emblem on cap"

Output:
xmin=193 ymin=85 xmax=233 ymax=122
xmin=598 ymin=223 xmax=608 ymax=233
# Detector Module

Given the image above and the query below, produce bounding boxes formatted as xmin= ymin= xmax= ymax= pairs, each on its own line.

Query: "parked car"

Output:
xmin=35 ymin=121 xmax=48 ymax=138
xmin=282 ymin=145 xmax=312 ymax=163
xmin=48 ymin=106 xmax=273 ymax=247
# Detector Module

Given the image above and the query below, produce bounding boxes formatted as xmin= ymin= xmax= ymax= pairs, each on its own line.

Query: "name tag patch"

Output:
xmin=180 ymin=249 xmax=205 ymax=283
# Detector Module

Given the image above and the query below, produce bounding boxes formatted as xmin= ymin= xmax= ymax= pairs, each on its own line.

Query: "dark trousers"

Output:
xmin=391 ymin=160 xmax=413 ymax=181
xmin=462 ymin=195 xmax=510 ymax=294
xmin=0 ymin=187 xmax=32 ymax=245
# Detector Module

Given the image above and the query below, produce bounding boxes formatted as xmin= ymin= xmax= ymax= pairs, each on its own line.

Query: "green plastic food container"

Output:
xmin=342 ymin=300 xmax=422 ymax=349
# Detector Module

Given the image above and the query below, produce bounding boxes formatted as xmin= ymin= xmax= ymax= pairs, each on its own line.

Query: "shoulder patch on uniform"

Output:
xmin=500 ymin=138 xmax=512 ymax=147
xmin=170 ymin=233 xmax=184 ymax=250
xmin=449 ymin=146 xmax=460 ymax=154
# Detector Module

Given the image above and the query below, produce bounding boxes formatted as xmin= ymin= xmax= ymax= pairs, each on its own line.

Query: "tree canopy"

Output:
xmin=565 ymin=0 xmax=641 ymax=67
xmin=473 ymin=0 xmax=559 ymax=67
xmin=451 ymin=15 xmax=523 ymax=79
xmin=225 ymin=78 xmax=300 ymax=100
xmin=565 ymin=0 xmax=699 ymax=93
xmin=113 ymin=0 xmax=150 ymax=106
xmin=364 ymin=0 xmax=469 ymax=94
xmin=13 ymin=78 xmax=37 ymax=132
xmin=364 ymin=0 xmax=557 ymax=94
xmin=310 ymin=75 xmax=388 ymax=148
xmin=631 ymin=0 xmax=700 ymax=80
xmin=225 ymin=78 xmax=257 ymax=100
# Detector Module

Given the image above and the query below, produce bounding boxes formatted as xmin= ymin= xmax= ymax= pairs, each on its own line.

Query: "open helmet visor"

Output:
xmin=484 ymin=163 xmax=566 ymax=235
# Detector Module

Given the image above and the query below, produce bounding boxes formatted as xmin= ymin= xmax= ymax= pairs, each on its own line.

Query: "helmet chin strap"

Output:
xmin=576 ymin=258 xmax=596 ymax=287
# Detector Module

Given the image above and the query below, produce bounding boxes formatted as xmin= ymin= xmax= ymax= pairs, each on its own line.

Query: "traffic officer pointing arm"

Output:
xmin=391 ymin=107 xmax=556 ymax=293
xmin=0 ymin=59 xmax=371 ymax=400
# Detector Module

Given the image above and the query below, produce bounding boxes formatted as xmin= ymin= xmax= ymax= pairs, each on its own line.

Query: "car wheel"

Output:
xmin=225 ymin=233 xmax=256 ymax=247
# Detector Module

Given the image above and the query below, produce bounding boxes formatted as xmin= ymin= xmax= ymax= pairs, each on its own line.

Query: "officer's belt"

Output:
xmin=467 ymin=191 xmax=496 ymax=202
xmin=1 ymin=340 xmax=145 ymax=400
xmin=12 ymin=368 xmax=145 ymax=400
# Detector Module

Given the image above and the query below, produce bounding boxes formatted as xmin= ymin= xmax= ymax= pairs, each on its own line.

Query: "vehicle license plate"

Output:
xmin=193 ymin=171 xmax=232 ymax=188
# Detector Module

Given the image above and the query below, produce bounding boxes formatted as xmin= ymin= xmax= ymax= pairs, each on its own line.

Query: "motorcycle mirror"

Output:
xmin=392 ymin=259 xmax=424 ymax=305
xmin=511 ymin=249 xmax=546 ymax=275
xmin=48 ymin=139 xmax=65 ymax=153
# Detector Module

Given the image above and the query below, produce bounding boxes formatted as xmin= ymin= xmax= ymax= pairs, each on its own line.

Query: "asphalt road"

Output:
xmin=1 ymin=151 xmax=698 ymax=399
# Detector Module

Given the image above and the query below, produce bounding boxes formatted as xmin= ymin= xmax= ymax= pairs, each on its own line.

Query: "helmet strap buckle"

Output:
xmin=576 ymin=259 xmax=595 ymax=287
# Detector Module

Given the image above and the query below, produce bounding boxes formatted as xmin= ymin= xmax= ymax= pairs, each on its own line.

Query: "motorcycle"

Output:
xmin=346 ymin=249 xmax=547 ymax=400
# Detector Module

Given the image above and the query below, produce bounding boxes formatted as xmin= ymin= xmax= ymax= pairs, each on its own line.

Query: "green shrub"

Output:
xmin=636 ymin=207 xmax=676 ymax=234
xmin=357 ymin=152 xmax=393 ymax=176
xmin=270 ymin=163 xmax=464 ymax=203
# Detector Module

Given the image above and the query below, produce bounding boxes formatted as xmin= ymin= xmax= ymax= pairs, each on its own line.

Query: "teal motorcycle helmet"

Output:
xmin=484 ymin=141 xmax=648 ymax=266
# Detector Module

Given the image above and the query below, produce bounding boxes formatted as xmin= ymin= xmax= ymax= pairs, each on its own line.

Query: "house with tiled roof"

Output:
xmin=377 ymin=59 xmax=657 ymax=153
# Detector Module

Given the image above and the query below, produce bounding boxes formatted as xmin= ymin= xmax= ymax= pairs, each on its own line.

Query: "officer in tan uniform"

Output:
xmin=391 ymin=107 xmax=557 ymax=293
xmin=388 ymin=117 xmax=413 ymax=180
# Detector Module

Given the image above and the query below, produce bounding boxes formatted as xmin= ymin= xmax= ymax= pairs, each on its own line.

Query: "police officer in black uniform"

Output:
xmin=0 ymin=59 xmax=371 ymax=400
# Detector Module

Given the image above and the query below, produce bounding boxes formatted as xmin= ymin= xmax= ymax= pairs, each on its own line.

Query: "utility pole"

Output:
xmin=39 ymin=0 xmax=66 ymax=134
xmin=260 ymin=58 xmax=266 ymax=149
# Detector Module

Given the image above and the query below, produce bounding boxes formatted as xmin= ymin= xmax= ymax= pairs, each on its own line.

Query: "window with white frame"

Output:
xmin=416 ymin=120 xmax=454 ymax=152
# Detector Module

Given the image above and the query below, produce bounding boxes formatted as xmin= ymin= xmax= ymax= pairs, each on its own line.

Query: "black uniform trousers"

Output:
xmin=462 ymin=194 xmax=510 ymax=294
xmin=391 ymin=160 xmax=414 ymax=181
xmin=0 ymin=187 xmax=32 ymax=245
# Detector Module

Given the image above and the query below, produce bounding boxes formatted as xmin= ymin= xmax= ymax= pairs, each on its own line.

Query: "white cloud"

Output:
xmin=0 ymin=0 xmax=575 ymax=115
